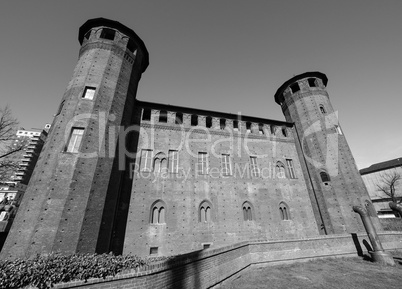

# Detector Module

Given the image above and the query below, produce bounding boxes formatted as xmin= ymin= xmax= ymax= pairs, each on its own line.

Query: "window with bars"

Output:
xmin=198 ymin=152 xmax=208 ymax=175
xmin=140 ymin=149 xmax=153 ymax=172
xmin=66 ymin=128 xmax=84 ymax=153
xmin=286 ymin=159 xmax=296 ymax=179
xmin=221 ymin=154 xmax=232 ymax=176
xmin=169 ymin=150 xmax=179 ymax=173
xmin=250 ymin=156 xmax=260 ymax=177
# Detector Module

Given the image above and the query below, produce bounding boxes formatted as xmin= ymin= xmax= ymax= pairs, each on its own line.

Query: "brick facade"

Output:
xmin=0 ymin=18 xmax=384 ymax=261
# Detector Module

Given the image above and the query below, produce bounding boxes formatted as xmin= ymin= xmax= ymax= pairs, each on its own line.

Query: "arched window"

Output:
xmin=279 ymin=202 xmax=290 ymax=220
xmin=150 ymin=200 xmax=166 ymax=224
xmin=153 ymin=153 xmax=167 ymax=173
xmin=242 ymin=201 xmax=253 ymax=221
xmin=276 ymin=161 xmax=286 ymax=179
xmin=199 ymin=200 xmax=212 ymax=222
xmin=320 ymin=171 xmax=330 ymax=183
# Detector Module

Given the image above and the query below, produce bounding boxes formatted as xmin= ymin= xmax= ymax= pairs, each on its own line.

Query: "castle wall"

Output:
xmin=123 ymin=107 xmax=319 ymax=257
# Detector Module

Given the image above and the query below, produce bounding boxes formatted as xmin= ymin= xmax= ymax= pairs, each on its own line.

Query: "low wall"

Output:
xmin=53 ymin=232 xmax=402 ymax=289
xmin=380 ymin=218 xmax=402 ymax=231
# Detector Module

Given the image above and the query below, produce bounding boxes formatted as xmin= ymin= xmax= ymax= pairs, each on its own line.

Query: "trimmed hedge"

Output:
xmin=0 ymin=253 xmax=163 ymax=289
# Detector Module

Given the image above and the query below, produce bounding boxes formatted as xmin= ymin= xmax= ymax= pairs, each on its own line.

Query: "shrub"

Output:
xmin=0 ymin=252 xmax=155 ymax=289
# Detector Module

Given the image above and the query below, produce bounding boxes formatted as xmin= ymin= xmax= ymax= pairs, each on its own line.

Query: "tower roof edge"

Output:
xmin=78 ymin=17 xmax=149 ymax=72
xmin=274 ymin=71 xmax=328 ymax=105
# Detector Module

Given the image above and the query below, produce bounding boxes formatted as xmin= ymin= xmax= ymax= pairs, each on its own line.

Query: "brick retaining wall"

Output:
xmin=52 ymin=232 xmax=402 ymax=289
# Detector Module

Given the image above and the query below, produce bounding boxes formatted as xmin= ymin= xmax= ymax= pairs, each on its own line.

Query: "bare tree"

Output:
xmin=376 ymin=170 xmax=402 ymax=204
xmin=0 ymin=106 xmax=28 ymax=182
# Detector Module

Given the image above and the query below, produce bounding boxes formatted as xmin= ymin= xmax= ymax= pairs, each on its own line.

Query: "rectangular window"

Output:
xmin=250 ymin=156 xmax=260 ymax=177
xmin=258 ymin=123 xmax=264 ymax=134
xmin=246 ymin=122 xmax=251 ymax=133
xmin=66 ymin=128 xmax=84 ymax=153
xmin=82 ymin=86 xmax=96 ymax=100
xmin=286 ymin=159 xmax=296 ymax=179
xmin=270 ymin=125 xmax=276 ymax=135
xmin=221 ymin=154 xmax=232 ymax=176
xmin=142 ymin=109 xmax=151 ymax=121
xmin=169 ymin=150 xmax=179 ymax=173
xmin=149 ymin=247 xmax=158 ymax=255
xmin=175 ymin=112 xmax=183 ymax=124
xmin=159 ymin=110 xmax=167 ymax=123
xmin=140 ymin=149 xmax=153 ymax=172
xmin=198 ymin=152 xmax=208 ymax=175
xmin=220 ymin=119 xmax=226 ymax=130
xmin=233 ymin=120 xmax=238 ymax=131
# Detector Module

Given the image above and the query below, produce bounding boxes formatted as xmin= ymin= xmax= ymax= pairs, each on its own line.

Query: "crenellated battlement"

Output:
xmin=138 ymin=102 xmax=293 ymax=139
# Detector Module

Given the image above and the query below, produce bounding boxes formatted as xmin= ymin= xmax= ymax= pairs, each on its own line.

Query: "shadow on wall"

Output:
xmin=166 ymin=250 xmax=202 ymax=289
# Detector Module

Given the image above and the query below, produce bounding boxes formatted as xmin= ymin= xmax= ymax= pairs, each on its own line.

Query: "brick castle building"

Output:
xmin=0 ymin=18 xmax=379 ymax=259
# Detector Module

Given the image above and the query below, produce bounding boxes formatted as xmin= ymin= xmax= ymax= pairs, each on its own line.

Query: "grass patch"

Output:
xmin=220 ymin=256 xmax=402 ymax=289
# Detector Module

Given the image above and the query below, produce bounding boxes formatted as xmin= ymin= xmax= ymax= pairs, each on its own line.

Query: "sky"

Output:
xmin=0 ymin=1 xmax=401 ymax=169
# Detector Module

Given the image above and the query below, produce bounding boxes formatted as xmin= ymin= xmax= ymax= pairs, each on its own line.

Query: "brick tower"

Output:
xmin=1 ymin=18 xmax=148 ymax=259
xmin=274 ymin=72 xmax=380 ymax=235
